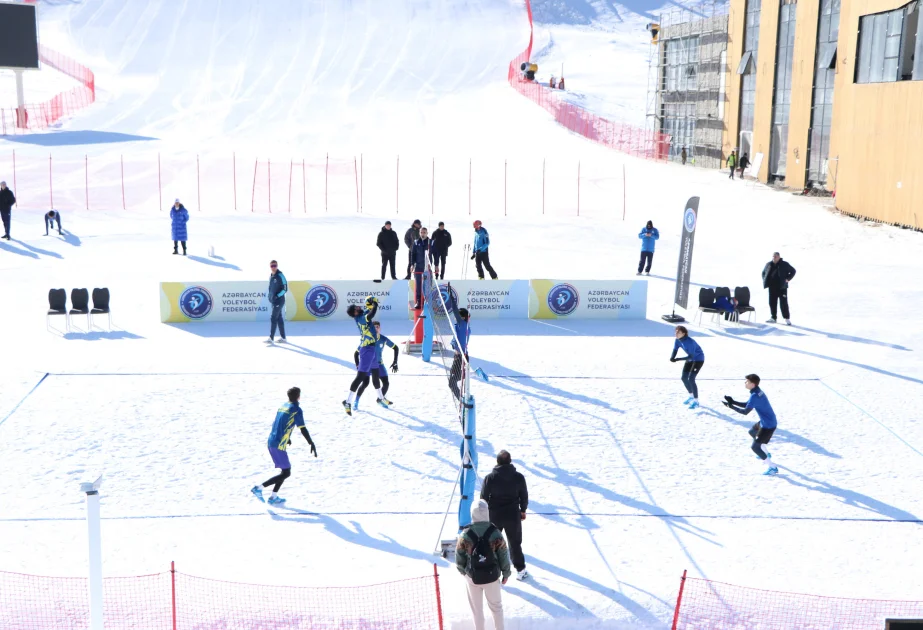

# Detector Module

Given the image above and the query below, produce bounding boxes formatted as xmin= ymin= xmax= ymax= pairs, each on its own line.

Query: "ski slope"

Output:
xmin=2 ymin=0 xmax=923 ymax=628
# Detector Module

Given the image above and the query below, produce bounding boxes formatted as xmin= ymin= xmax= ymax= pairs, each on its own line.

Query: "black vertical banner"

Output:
xmin=673 ymin=196 xmax=700 ymax=310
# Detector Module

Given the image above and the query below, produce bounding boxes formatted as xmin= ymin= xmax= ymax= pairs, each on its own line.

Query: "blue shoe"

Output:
xmin=763 ymin=467 xmax=779 ymax=476
xmin=682 ymin=396 xmax=694 ymax=405
xmin=688 ymin=400 xmax=700 ymax=409
xmin=250 ymin=486 xmax=265 ymax=503
xmin=267 ymin=495 xmax=286 ymax=505
xmin=377 ymin=397 xmax=392 ymax=408
xmin=353 ymin=400 xmax=359 ymax=412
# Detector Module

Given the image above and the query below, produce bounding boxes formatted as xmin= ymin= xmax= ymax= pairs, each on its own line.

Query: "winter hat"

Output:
xmin=471 ymin=499 xmax=490 ymax=523
xmin=0 ymin=181 xmax=6 ymax=187
xmin=385 ymin=220 xmax=392 ymax=225
xmin=473 ymin=220 xmax=482 ymax=229
xmin=175 ymin=198 xmax=181 ymax=204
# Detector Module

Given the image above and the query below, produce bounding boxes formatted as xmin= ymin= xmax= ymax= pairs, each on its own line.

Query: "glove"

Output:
xmin=310 ymin=442 xmax=317 ymax=457
xmin=670 ymin=357 xmax=677 ymax=363
xmin=287 ymin=439 xmax=292 ymax=446
xmin=724 ymin=395 xmax=735 ymax=404
xmin=722 ymin=401 xmax=731 ymax=408
xmin=390 ymin=361 xmax=399 ymax=373
xmin=470 ymin=254 xmax=476 ymax=260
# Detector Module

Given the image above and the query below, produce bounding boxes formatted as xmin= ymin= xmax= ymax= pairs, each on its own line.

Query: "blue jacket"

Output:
xmin=449 ymin=297 xmax=471 ymax=354
xmin=473 ymin=227 xmax=490 ymax=253
xmin=672 ymin=336 xmax=704 ymax=362
xmin=745 ymin=387 xmax=777 ymax=429
xmin=412 ymin=238 xmax=431 ymax=272
xmin=714 ymin=296 xmax=736 ymax=313
xmin=639 ymin=227 xmax=659 ymax=252
xmin=268 ymin=270 xmax=288 ymax=304
xmin=170 ymin=205 xmax=189 ymax=241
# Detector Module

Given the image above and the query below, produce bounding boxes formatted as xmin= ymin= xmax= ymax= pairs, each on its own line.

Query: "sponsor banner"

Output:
xmin=529 ymin=280 xmax=648 ymax=319
xmin=161 ymin=280 xmax=409 ymax=323
xmin=673 ymin=196 xmax=700 ymax=310
xmin=420 ymin=279 xmax=530 ymax=319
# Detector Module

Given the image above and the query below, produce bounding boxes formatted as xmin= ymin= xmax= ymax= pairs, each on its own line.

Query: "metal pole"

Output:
xmin=80 ymin=477 xmax=104 ymax=630
xmin=14 ymin=70 xmax=25 ymax=128
xmin=396 ymin=155 xmax=399 ymax=214
xmin=325 ymin=153 xmax=329 ymax=213
xmin=251 ymin=159 xmax=258 ymax=212
xmin=170 ymin=561 xmax=177 ymax=630
xmin=49 ymin=154 xmax=53 ymax=209
xmin=121 ymin=154 xmax=126 ymax=210
xmin=158 ymin=153 xmax=162 ymax=211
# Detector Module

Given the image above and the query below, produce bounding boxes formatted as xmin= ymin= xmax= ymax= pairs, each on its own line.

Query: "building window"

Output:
xmin=738 ymin=0 xmax=762 ymax=143
xmin=855 ymin=1 xmax=922 ymax=83
xmin=769 ymin=0 xmax=798 ymax=179
xmin=662 ymin=101 xmax=697 ymax=160
xmin=805 ymin=0 xmax=840 ymax=187
xmin=663 ymin=36 xmax=700 ymax=92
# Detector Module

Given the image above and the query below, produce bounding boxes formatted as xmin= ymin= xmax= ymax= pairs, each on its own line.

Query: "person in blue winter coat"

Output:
xmin=170 ymin=199 xmax=189 ymax=255
xmin=412 ymin=227 xmax=431 ymax=308
xmin=637 ymin=220 xmax=659 ymax=275
xmin=472 ymin=220 xmax=498 ymax=280
xmin=723 ymin=374 xmax=779 ymax=475
xmin=670 ymin=326 xmax=705 ymax=408
xmin=266 ymin=260 xmax=288 ymax=343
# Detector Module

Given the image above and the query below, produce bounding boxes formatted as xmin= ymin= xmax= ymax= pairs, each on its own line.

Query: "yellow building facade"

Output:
xmin=723 ymin=0 xmax=923 ymax=229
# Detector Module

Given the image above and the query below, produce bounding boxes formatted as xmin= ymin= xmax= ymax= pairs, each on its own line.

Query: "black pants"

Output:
xmin=491 ymin=512 xmax=525 ymax=572
xmin=475 ymin=249 xmax=497 ymax=279
xmin=728 ymin=166 xmax=735 ymax=179
xmin=681 ymin=360 xmax=704 ymax=398
xmin=406 ymin=250 xmax=414 ymax=279
xmin=449 ymin=352 xmax=467 ymax=402
xmin=432 ymin=253 xmax=447 ymax=278
xmin=768 ymin=287 xmax=789 ymax=320
xmin=270 ymin=300 xmax=286 ymax=339
xmin=414 ymin=271 xmax=423 ymax=306
xmin=749 ymin=422 xmax=775 ymax=459
xmin=638 ymin=251 xmax=653 ymax=273
xmin=1 ymin=208 xmax=10 ymax=237
xmin=357 ymin=372 xmax=388 ymax=399
xmin=262 ymin=467 xmax=291 ymax=493
xmin=380 ymin=251 xmax=397 ymax=280
xmin=173 ymin=240 xmax=187 ymax=254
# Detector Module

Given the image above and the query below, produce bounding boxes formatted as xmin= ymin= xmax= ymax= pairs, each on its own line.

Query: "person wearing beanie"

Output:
xmin=0 ymin=180 xmax=15 ymax=240
xmin=471 ymin=220 xmax=497 ymax=280
xmin=456 ymin=499 xmax=511 ymax=630
xmin=637 ymin=220 xmax=659 ymax=275
xmin=376 ymin=220 xmax=400 ymax=280
xmin=481 ymin=450 xmax=530 ymax=580
xmin=170 ymin=198 xmax=189 ymax=255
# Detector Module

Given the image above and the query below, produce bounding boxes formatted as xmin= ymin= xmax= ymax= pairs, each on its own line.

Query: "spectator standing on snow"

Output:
xmin=0 ymin=180 xmax=15 ymax=240
xmin=557 ymin=77 xmax=565 ymax=90
xmin=170 ymin=199 xmax=189 ymax=255
xmin=403 ymin=219 xmax=422 ymax=280
xmin=727 ymin=150 xmax=737 ymax=180
xmin=637 ymin=220 xmax=659 ymax=276
xmin=411 ymin=227 xmax=431 ymax=309
xmin=266 ymin=260 xmax=288 ymax=344
xmin=376 ymin=220 xmax=400 ymax=280
xmin=762 ymin=252 xmax=796 ymax=325
xmin=681 ymin=147 xmax=687 ymax=165
xmin=430 ymin=221 xmax=452 ymax=279
xmin=738 ymin=152 xmax=750 ymax=177
xmin=472 ymin=220 xmax=497 ymax=280
xmin=481 ymin=450 xmax=530 ymax=581
xmin=45 ymin=210 xmax=62 ymax=236
xmin=456 ymin=499 xmax=511 ymax=630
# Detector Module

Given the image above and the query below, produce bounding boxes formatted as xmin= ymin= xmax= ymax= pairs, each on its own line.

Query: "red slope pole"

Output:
xmin=360 ymin=153 xmax=363 ymax=212
xmin=49 ymin=154 xmax=53 ymax=209
xmin=468 ymin=157 xmax=472 ymax=216
xmin=396 ymin=155 xmax=400 ymax=215
xmin=12 ymin=150 xmax=17 ymax=207
xmin=354 ymin=156 xmax=359 ymax=213
xmin=504 ymin=159 xmax=507 ymax=216
xmin=622 ymin=163 xmax=627 ymax=221
xmin=171 ymin=561 xmax=177 ymax=630
xmin=121 ymin=154 xmax=126 ymax=210
xmin=433 ymin=563 xmax=444 ymax=630
xmin=251 ymin=159 xmax=258 ymax=212
xmin=577 ymin=160 xmax=580 ymax=217
xmin=671 ymin=570 xmax=687 ymax=630
xmin=268 ymin=158 xmax=272 ymax=213
xmin=85 ymin=155 xmax=89 ymax=210
xmin=158 ymin=153 xmax=162 ymax=211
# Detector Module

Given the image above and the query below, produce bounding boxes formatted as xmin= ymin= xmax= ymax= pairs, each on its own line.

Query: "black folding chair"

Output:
xmin=69 ymin=288 xmax=90 ymax=332
xmin=734 ymin=286 xmax=756 ymax=322
xmin=695 ymin=287 xmax=721 ymax=325
xmin=47 ymin=288 xmax=68 ymax=332
xmin=91 ymin=288 xmax=111 ymax=330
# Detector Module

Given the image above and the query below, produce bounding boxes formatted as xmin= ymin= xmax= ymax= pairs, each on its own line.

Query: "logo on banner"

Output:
xmin=304 ymin=285 xmax=339 ymax=318
xmin=684 ymin=207 xmax=697 ymax=233
xmin=179 ymin=286 xmax=213 ymax=319
xmin=547 ymin=283 xmax=579 ymax=316
xmin=430 ymin=283 xmax=459 ymax=312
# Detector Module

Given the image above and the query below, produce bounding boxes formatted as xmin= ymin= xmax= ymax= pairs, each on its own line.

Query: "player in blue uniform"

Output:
xmin=446 ymin=284 xmax=473 ymax=409
xmin=670 ymin=326 xmax=705 ymax=409
xmin=343 ymin=296 xmax=391 ymax=415
xmin=353 ymin=321 xmax=399 ymax=410
xmin=251 ymin=387 xmax=317 ymax=505
xmin=723 ymin=374 xmax=779 ymax=475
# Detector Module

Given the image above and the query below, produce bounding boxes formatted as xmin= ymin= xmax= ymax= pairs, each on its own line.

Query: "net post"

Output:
xmin=171 ymin=561 xmax=177 ymax=630
xmin=79 ymin=475 xmax=103 ymax=630
xmin=433 ymin=563 xmax=445 ymax=630
xmin=671 ymin=569 xmax=688 ymax=630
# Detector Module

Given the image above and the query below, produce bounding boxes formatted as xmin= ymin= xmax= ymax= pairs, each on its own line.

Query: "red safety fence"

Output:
xmin=671 ymin=571 xmax=923 ymax=629
xmin=508 ymin=0 xmax=670 ymax=160
xmin=0 ymin=45 xmax=96 ymax=135
xmin=0 ymin=563 xmax=444 ymax=629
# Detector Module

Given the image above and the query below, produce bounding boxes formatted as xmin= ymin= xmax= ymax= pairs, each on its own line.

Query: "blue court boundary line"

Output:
xmin=1 ymin=512 xmax=920 ymax=523
xmin=819 ymin=380 xmax=923 ymax=459
xmin=0 ymin=373 xmax=49 ymax=429
xmin=45 ymin=372 xmax=820 ymax=381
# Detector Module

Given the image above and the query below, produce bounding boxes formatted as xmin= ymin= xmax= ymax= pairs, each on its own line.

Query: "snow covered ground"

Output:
xmin=1 ymin=0 xmax=923 ymax=629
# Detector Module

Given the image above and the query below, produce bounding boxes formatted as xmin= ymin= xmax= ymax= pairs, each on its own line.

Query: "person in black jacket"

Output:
xmin=480 ymin=450 xmax=530 ymax=581
xmin=266 ymin=260 xmax=288 ymax=343
xmin=430 ymin=222 xmax=452 ymax=279
xmin=0 ymin=181 xmax=15 ymax=240
xmin=403 ymin=219 xmax=422 ymax=280
xmin=376 ymin=221 xmax=400 ymax=280
xmin=761 ymin=252 xmax=796 ymax=325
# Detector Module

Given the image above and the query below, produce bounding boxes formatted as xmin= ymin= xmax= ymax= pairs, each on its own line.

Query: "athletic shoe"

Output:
xmin=516 ymin=569 xmax=530 ymax=581
xmin=682 ymin=396 xmax=694 ymax=405
xmin=265 ymin=338 xmax=274 ymax=344
xmin=766 ymin=318 xmax=777 ymax=324
xmin=644 ymin=271 xmax=650 ymax=275
xmin=342 ymin=400 xmax=353 ymax=416
xmin=277 ymin=338 xmax=287 ymax=344
xmin=377 ymin=397 xmax=392 ymax=408
xmin=688 ymin=400 xmax=700 ymax=409
xmin=784 ymin=319 xmax=792 ymax=325
xmin=353 ymin=400 xmax=359 ymax=412
xmin=636 ymin=272 xmax=642 ymax=276
xmin=250 ymin=486 xmax=265 ymax=502
xmin=267 ymin=495 xmax=286 ymax=505
xmin=763 ymin=467 xmax=779 ymax=476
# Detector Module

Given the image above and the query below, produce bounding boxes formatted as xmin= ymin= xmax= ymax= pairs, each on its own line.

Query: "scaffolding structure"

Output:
xmin=644 ymin=1 xmax=731 ymax=169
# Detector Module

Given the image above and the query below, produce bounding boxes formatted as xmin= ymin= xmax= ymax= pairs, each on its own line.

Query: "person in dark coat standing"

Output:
xmin=480 ymin=449 xmax=530 ymax=581
xmin=403 ymin=219 xmax=422 ymax=280
xmin=376 ymin=221 xmax=400 ymax=280
xmin=0 ymin=180 xmax=15 ymax=240
xmin=738 ymin=153 xmax=750 ymax=177
xmin=761 ymin=251 xmax=796 ymax=325
xmin=411 ymin=227 xmax=430 ymax=309
xmin=430 ymin=221 xmax=452 ymax=279
xmin=170 ymin=199 xmax=189 ymax=255
xmin=681 ymin=147 xmax=687 ymax=165
xmin=266 ymin=260 xmax=288 ymax=343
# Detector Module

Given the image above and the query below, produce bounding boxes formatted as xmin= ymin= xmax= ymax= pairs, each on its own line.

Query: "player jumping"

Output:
xmin=251 ymin=387 xmax=317 ymax=505
xmin=670 ymin=325 xmax=705 ymax=409
xmin=343 ymin=296 xmax=391 ymax=415
xmin=353 ymin=320 xmax=399 ymax=411
xmin=723 ymin=373 xmax=779 ymax=476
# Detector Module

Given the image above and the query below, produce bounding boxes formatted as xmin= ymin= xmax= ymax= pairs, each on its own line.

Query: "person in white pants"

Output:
xmin=456 ymin=500 xmax=511 ymax=630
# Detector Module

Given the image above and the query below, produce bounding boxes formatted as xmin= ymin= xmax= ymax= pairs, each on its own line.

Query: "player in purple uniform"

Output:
xmin=343 ymin=296 xmax=391 ymax=415
xmin=251 ymin=387 xmax=317 ymax=505
xmin=353 ymin=321 xmax=399 ymax=411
